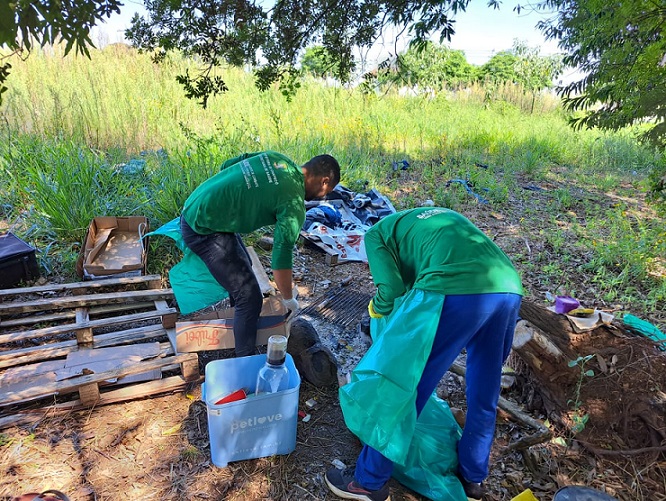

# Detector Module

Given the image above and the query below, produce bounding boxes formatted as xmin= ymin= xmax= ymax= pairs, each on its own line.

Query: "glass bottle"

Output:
xmin=255 ymin=335 xmax=290 ymax=395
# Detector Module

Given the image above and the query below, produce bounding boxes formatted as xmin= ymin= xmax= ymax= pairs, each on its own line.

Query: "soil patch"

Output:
xmin=2 ymin=177 xmax=665 ymax=500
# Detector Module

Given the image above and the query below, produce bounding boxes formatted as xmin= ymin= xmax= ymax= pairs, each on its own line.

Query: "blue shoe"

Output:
xmin=325 ymin=467 xmax=390 ymax=501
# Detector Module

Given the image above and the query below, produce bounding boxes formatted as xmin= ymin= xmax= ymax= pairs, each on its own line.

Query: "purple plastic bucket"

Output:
xmin=555 ymin=296 xmax=580 ymax=314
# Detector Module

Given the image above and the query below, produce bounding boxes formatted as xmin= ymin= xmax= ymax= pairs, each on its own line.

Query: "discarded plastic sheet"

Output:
xmin=301 ymin=185 xmax=397 ymax=263
xmin=445 ymin=179 xmax=490 ymax=204
xmin=623 ymin=314 xmax=666 ymax=350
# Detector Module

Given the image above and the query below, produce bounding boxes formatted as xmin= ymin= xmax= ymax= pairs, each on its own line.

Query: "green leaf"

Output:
xmin=551 ymin=437 xmax=568 ymax=447
xmin=0 ymin=2 xmax=17 ymax=46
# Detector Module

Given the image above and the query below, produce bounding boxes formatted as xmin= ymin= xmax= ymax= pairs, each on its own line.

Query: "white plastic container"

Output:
xmin=203 ymin=353 xmax=300 ymax=467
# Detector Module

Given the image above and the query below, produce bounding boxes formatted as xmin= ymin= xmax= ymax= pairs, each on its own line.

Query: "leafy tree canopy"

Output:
xmin=478 ymin=51 xmax=519 ymax=84
xmin=125 ymin=0 xmax=501 ymax=106
xmin=536 ymin=0 xmax=666 ymax=147
xmin=0 ymin=0 xmax=122 ymax=101
xmin=300 ymin=46 xmax=341 ymax=79
xmin=381 ymin=41 xmax=477 ymax=90
xmin=478 ymin=40 xmax=563 ymax=91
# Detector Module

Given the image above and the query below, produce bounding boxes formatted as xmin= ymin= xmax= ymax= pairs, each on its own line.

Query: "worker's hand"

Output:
xmin=368 ymin=299 xmax=383 ymax=319
xmin=282 ymin=297 xmax=300 ymax=317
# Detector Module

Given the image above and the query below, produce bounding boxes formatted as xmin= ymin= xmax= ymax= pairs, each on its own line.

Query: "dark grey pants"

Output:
xmin=180 ymin=217 xmax=263 ymax=357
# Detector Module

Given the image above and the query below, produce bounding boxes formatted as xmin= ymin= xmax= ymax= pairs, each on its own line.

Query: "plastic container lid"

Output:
xmin=553 ymin=486 xmax=618 ymax=501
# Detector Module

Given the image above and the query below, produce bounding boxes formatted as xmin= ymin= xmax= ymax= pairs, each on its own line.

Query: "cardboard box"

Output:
xmin=174 ymin=294 xmax=288 ymax=352
xmin=77 ymin=216 xmax=149 ymax=280
xmin=203 ymin=353 xmax=300 ymax=467
xmin=0 ymin=232 xmax=40 ymax=288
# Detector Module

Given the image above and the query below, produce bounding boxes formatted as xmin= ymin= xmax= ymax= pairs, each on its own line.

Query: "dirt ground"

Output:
xmin=1 ymin=176 xmax=665 ymax=501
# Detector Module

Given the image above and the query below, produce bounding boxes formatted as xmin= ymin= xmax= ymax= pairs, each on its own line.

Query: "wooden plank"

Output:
xmin=154 ymin=300 xmax=178 ymax=329
xmin=0 ymin=359 xmax=65 ymax=385
xmin=75 ymin=307 xmax=93 ymax=346
xmin=180 ymin=357 xmax=200 ymax=381
xmin=0 ymin=289 xmax=173 ymax=316
xmin=1 ymin=343 xmax=165 ymax=391
xmin=246 ymin=246 xmax=275 ymax=295
xmin=79 ymin=383 xmax=101 ymax=406
xmin=0 ymin=274 xmax=163 ymax=298
xmin=0 ymin=324 xmax=167 ymax=369
xmin=0 ymin=374 xmax=204 ymax=430
xmin=0 ymin=302 xmax=158 ymax=329
xmin=0 ymin=307 xmax=177 ymax=345
xmin=0 ymin=351 xmax=198 ymax=406
xmin=59 ymin=343 xmax=163 ymax=379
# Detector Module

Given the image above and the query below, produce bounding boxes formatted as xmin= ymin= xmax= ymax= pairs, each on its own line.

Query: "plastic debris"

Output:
xmin=511 ymin=489 xmax=538 ymax=501
xmin=214 ymin=388 xmax=247 ymax=405
xmin=392 ymin=160 xmax=410 ymax=171
xmin=305 ymin=398 xmax=318 ymax=409
xmin=445 ymin=179 xmax=489 ymax=204
xmin=623 ymin=314 xmax=666 ymax=350
xmin=500 ymin=366 xmax=516 ymax=389
xmin=555 ymin=296 xmax=580 ymax=314
xmin=331 ymin=459 xmax=347 ymax=469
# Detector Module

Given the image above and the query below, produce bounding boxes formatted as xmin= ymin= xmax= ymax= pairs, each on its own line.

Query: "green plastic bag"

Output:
xmin=392 ymin=395 xmax=466 ymax=501
xmin=145 ymin=217 xmax=229 ymax=314
xmin=623 ymin=314 xmax=666 ymax=350
xmin=339 ymin=288 xmax=466 ymax=500
xmin=339 ymin=289 xmax=444 ymax=464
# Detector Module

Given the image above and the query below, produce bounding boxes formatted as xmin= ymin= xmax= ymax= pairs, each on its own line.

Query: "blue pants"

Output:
xmin=180 ymin=217 xmax=263 ymax=357
xmin=355 ymin=292 xmax=521 ymax=489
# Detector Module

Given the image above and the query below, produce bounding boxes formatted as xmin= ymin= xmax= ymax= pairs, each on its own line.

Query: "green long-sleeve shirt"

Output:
xmin=365 ymin=207 xmax=523 ymax=315
xmin=181 ymin=151 xmax=305 ymax=270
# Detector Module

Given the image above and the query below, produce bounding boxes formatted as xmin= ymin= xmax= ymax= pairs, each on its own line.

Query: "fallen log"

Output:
xmin=513 ymin=299 xmax=666 ymax=455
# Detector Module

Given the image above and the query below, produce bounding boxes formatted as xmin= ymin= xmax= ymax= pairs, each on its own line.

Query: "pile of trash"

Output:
xmin=301 ymin=185 xmax=397 ymax=262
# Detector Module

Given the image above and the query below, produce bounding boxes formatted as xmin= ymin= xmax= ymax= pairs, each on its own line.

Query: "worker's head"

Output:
xmin=302 ymin=155 xmax=340 ymax=201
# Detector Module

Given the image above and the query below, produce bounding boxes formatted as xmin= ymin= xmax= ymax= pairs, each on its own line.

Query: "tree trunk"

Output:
xmin=512 ymin=299 xmax=666 ymax=454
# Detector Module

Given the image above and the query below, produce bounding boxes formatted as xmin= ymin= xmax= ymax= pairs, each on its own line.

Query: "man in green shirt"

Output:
xmin=180 ymin=151 xmax=340 ymax=357
xmin=326 ymin=207 xmax=523 ymax=501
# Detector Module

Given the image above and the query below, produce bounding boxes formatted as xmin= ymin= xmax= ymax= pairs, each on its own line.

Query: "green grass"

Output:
xmin=0 ymin=45 xmax=664 ymax=319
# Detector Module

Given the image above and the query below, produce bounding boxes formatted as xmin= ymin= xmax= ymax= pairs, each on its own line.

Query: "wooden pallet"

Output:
xmin=0 ymin=275 xmax=199 ymax=427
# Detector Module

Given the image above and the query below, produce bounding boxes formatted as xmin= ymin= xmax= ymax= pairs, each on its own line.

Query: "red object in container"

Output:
xmin=214 ymin=389 xmax=247 ymax=405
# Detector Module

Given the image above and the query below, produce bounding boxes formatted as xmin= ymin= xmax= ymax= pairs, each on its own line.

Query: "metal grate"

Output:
xmin=300 ymin=288 xmax=372 ymax=330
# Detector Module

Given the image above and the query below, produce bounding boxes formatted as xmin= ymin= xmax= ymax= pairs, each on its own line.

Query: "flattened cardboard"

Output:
xmin=79 ymin=216 xmax=148 ymax=280
xmin=174 ymin=294 xmax=289 ymax=352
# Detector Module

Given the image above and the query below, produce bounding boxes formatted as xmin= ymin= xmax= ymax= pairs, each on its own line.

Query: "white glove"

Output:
xmin=282 ymin=297 xmax=300 ymax=316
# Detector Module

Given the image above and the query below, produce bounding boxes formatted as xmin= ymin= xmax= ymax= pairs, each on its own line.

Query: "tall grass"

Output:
xmin=0 ymin=45 xmax=664 ymax=314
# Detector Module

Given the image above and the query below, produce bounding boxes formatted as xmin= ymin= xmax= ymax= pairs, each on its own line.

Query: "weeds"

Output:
xmin=567 ymin=354 xmax=595 ymax=435
xmin=0 ymin=46 xmax=663 ymax=317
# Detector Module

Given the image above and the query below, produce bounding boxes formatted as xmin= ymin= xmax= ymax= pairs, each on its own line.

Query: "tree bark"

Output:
xmin=513 ymin=299 xmax=666 ymax=453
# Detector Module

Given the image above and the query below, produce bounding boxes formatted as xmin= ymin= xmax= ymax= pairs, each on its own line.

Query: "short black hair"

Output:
xmin=303 ymin=154 xmax=340 ymax=186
